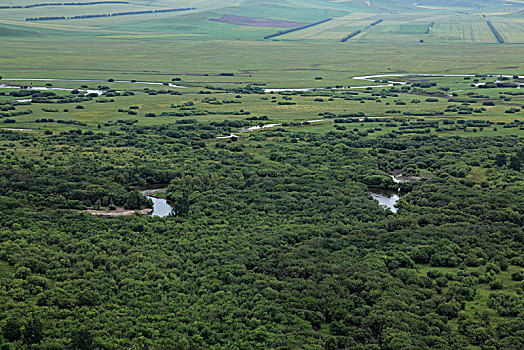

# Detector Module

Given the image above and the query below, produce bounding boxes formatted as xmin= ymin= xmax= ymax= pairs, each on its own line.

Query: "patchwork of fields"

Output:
xmin=274 ymin=13 xmax=524 ymax=43
xmin=0 ymin=0 xmax=522 ymax=85
xmin=0 ymin=0 xmax=522 ymax=43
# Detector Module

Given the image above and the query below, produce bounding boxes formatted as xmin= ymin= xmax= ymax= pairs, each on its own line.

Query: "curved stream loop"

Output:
xmin=140 ymin=189 xmax=173 ymax=217
xmin=2 ymin=73 xmax=521 ymax=135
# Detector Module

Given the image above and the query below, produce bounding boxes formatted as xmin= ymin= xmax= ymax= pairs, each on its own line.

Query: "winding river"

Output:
xmin=0 ymin=78 xmax=186 ymax=99
xmin=0 ymin=74 xmax=510 ymax=216
xmin=369 ymin=189 xmax=401 ymax=213
xmin=140 ymin=189 xmax=173 ymax=217
xmin=1 ymin=73 xmax=521 ymax=96
xmin=368 ymin=173 xmax=417 ymax=213
xmin=263 ymin=73 xmax=523 ymax=92
xmin=2 ymin=73 xmax=521 ymax=136
xmin=0 ymin=83 xmax=106 ymax=96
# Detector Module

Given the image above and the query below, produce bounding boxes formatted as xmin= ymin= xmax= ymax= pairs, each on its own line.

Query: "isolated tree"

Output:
xmin=508 ymin=155 xmax=521 ymax=171
xmin=437 ymin=300 xmax=461 ymax=318
xmin=172 ymin=196 xmax=190 ymax=216
xmin=14 ymin=266 xmax=31 ymax=279
xmin=71 ymin=329 xmax=94 ymax=350
xmin=125 ymin=191 xmax=142 ymax=209
xmin=2 ymin=318 xmax=22 ymax=342
xmin=494 ymin=153 xmax=507 ymax=167
xmin=22 ymin=316 xmax=43 ymax=345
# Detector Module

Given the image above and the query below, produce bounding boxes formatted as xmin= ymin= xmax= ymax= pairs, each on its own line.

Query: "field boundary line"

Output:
xmin=263 ymin=18 xmax=333 ymax=40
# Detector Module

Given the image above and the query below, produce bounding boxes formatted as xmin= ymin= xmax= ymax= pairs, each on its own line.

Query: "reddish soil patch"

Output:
xmin=210 ymin=14 xmax=308 ymax=28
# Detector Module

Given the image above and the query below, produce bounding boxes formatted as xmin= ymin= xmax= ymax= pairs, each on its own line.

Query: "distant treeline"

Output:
xmin=341 ymin=19 xmax=382 ymax=42
xmin=424 ymin=21 xmax=434 ymax=34
xmin=341 ymin=30 xmax=361 ymax=42
xmin=486 ymin=21 xmax=504 ymax=43
xmin=0 ymin=1 xmax=128 ymax=9
xmin=25 ymin=7 xmax=196 ymax=21
xmin=263 ymin=18 xmax=332 ymax=39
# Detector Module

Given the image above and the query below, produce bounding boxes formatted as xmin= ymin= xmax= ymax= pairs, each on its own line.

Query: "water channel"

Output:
xmin=367 ymin=173 xmax=416 ymax=213
xmin=369 ymin=189 xmax=401 ymax=213
xmin=140 ymin=189 xmax=173 ymax=217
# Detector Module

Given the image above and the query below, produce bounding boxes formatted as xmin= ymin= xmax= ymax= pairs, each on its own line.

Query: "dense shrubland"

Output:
xmin=0 ymin=125 xmax=522 ymax=349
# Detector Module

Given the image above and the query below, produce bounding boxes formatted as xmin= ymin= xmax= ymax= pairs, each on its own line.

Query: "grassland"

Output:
xmin=0 ymin=0 xmax=522 ymax=130
xmin=1 ymin=73 xmax=522 ymax=139
xmin=397 ymin=24 xmax=429 ymax=34
xmin=0 ymin=0 xmax=522 ymax=137
xmin=415 ymin=263 xmax=524 ymax=340
xmin=0 ymin=0 xmax=521 ymax=88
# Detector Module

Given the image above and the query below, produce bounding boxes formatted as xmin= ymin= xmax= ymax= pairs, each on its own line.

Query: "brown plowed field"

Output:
xmin=210 ymin=14 xmax=308 ymax=28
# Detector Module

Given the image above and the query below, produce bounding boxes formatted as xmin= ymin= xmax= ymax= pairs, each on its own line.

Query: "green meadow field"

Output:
xmin=0 ymin=0 xmax=522 ymax=133
xmin=0 ymin=0 xmax=522 ymax=83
